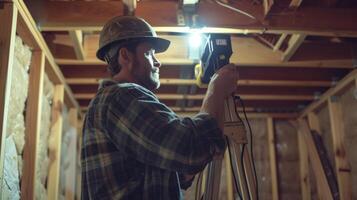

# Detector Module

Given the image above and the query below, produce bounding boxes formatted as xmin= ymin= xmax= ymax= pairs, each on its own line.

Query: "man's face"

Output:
xmin=131 ymin=42 xmax=161 ymax=91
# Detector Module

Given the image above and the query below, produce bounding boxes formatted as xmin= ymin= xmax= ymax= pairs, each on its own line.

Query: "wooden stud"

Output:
xmin=297 ymin=128 xmax=311 ymax=200
xmin=267 ymin=117 xmax=279 ymax=200
xmin=47 ymin=84 xmax=65 ymax=200
xmin=282 ymin=34 xmax=306 ymax=62
xmin=298 ymin=119 xmax=333 ymax=200
xmin=224 ymin=149 xmax=234 ymax=200
xmin=65 ymin=108 xmax=78 ymax=200
xmin=327 ymin=98 xmax=352 ymax=200
xmin=69 ymin=30 xmax=85 ymax=60
xmin=300 ymin=69 xmax=357 ymax=117
xmin=307 ymin=112 xmax=321 ymax=134
xmin=0 ymin=2 xmax=18 ymax=196
xmin=21 ymin=51 xmax=45 ymax=200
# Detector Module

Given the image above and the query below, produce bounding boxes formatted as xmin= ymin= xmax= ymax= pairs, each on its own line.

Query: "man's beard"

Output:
xmin=132 ymin=58 xmax=160 ymax=91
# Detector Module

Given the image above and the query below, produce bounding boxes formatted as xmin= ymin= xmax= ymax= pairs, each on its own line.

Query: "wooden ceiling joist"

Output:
xmin=74 ymin=93 xmax=314 ymax=101
xmin=66 ymin=78 xmax=332 ymax=88
xmin=30 ymin=1 xmax=357 ymax=37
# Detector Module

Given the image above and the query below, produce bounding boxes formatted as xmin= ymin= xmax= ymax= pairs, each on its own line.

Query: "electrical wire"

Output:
xmin=215 ymin=0 xmax=256 ymax=20
xmin=236 ymin=96 xmax=259 ymax=199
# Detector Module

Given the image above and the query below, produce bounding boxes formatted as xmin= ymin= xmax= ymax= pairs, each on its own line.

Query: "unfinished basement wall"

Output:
xmin=315 ymin=86 xmax=357 ymax=199
xmin=3 ymin=36 xmax=31 ymax=199
xmin=275 ymin=120 xmax=301 ymax=200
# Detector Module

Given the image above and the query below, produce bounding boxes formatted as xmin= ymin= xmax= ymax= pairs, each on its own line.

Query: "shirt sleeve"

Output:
xmin=105 ymin=84 xmax=226 ymax=174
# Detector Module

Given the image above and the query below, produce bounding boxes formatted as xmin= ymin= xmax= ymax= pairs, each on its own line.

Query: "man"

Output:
xmin=81 ymin=16 xmax=238 ymax=200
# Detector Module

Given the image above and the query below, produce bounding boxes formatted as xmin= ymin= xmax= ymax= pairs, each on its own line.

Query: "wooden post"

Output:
xmin=267 ymin=117 xmax=279 ymax=200
xmin=298 ymin=119 xmax=333 ymax=200
xmin=21 ymin=51 xmax=45 ymax=200
xmin=47 ymin=84 xmax=65 ymax=200
xmin=224 ymin=149 xmax=234 ymax=200
xmin=75 ymin=116 xmax=83 ymax=200
xmin=328 ymin=98 xmax=352 ymax=200
xmin=297 ymin=128 xmax=311 ymax=200
xmin=0 ymin=2 xmax=18 ymax=197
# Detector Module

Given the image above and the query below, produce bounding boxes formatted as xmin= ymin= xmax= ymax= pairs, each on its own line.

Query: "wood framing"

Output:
xmin=13 ymin=0 xmax=79 ymax=110
xmin=290 ymin=0 xmax=303 ymax=8
xmin=297 ymin=127 xmax=311 ymax=200
xmin=0 ymin=2 xmax=18 ymax=196
xmin=307 ymin=112 xmax=321 ymax=133
xmin=65 ymin=108 xmax=78 ymax=200
xmin=298 ymin=119 xmax=334 ymax=200
xmin=69 ymin=30 xmax=85 ymax=60
xmin=327 ymin=98 xmax=352 ymax=200
xmin=75 ymin=93 xmax=314 ymax=101
xmin=263 ymin=0 xmax=274 ymax=16
xmin=66 ymin=78 xmax=332 ymax=87
xmin=47 ymin=84 xmax=65 ymax=200
xmin=300 ymin=69 xmax=357 ymax=117
xmin=32 ymin=1 xmax=357 ymax=37
xmin=273 ymin=34 xmax=287 ymax=52
xmin=267 ymin=117 xmax=279 ymax=200
xmin=224 ymin=149 xmax=234 ymax=200
xmin=21 ymin=51 xmax=45 ymax=200
xmin=282 ymin=34 xmax=306 ymax=62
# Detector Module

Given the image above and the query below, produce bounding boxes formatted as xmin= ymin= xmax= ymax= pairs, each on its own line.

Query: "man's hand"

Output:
xmin=208 ymin=64 xmax=238 ymax=98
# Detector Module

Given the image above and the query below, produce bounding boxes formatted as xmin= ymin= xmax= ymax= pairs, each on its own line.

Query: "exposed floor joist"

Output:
xmin=29 ymin=1 xmax=357 ymax=37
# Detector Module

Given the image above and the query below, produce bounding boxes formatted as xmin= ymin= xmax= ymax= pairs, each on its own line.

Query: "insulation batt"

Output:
xmin=4 ymin=36 xmax=31 ymax=198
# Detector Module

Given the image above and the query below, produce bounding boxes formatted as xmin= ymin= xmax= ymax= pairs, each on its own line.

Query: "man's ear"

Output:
xmin=118 ymin=47 xmax=134 ymax=71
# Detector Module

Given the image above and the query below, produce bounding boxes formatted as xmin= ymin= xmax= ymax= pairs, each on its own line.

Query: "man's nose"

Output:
xmin=153 ymin=57 xmax=161 ymax=68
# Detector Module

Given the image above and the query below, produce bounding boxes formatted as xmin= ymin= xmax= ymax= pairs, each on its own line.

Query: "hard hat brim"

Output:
xmin=96 ymin=36 xmax=170 ymax=61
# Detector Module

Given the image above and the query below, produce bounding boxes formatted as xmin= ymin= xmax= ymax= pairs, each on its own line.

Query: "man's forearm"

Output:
xmin=200 ymin=90 xmax=225 ymax=130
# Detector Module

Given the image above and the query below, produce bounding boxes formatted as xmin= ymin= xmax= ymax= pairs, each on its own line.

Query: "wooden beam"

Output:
xmin=307 ymin=112 xmax=321 ymax=133
xmin=267 ymin=117 xmax=279 ymax=200
xmin=297 ymin=127 xmax=311 ymax=200
xmin=327 ymin=98 xmax=352 ymax=200
xmin=47 ymin=84 xmax=64 ymax=200
xmin=69 ymin=30 xmax=85 ymax=60
xmin=56 ymin=35 xmax=355 ymax=69
xmin=0 ymin=2 xmax=17 ymax=195
xmin=263 ymin=0 xmax=274 ymax=16
xmin=33 ymin=1 xmax=357 ymax=37
xmin=282 ymin=34 xmax=306 ymax=62
xmin=289 ymin=0 xmax=303 ymax=8
xmin=300 ymin=69 xmax=357 ymax=117
xmin=74 ymin=93 xmax=314 ymax=101
xmin=21 ymin=51 xmax=45 ymax=200
xmin=66 ymin=78 xmax=332 ymax=87
xmin=297 ymin=119 xmax=334 ymax=200
xmin=13 ymin=0 xmax=80 ymax=111
xmin=273 ymin=33 xmax=287 ymax=52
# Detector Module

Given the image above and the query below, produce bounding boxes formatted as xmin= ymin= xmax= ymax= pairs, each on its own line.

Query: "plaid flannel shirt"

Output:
xmin=81 ymin=80 xmax=226 ymax=200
